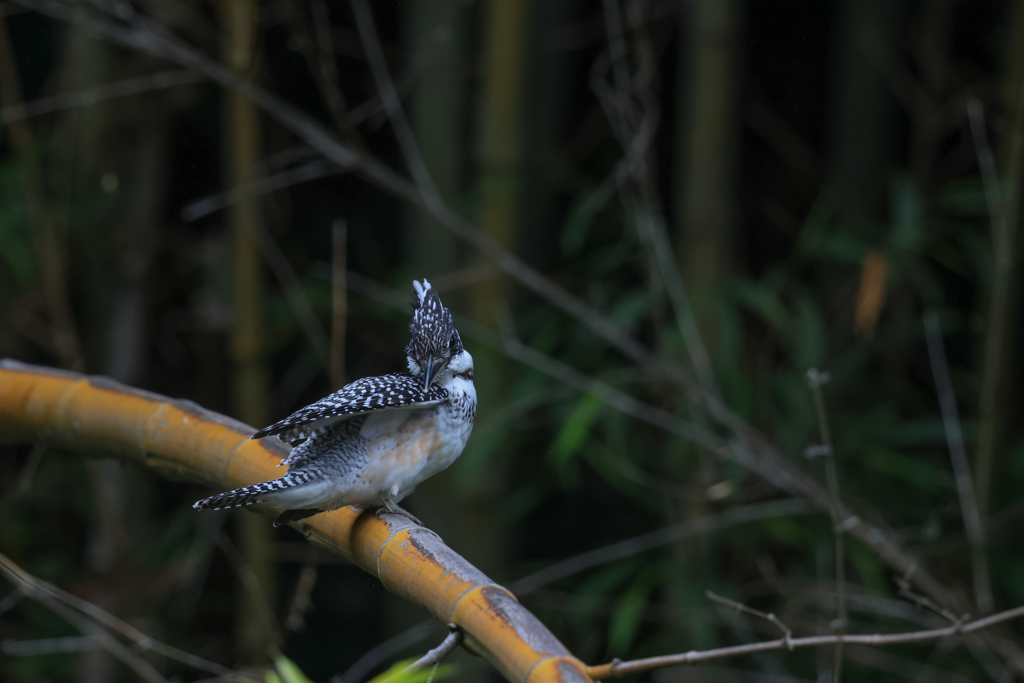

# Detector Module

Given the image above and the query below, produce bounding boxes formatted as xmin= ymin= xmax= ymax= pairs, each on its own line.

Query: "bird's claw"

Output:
xmin=375 ymin=504 xmax=423 ymax=526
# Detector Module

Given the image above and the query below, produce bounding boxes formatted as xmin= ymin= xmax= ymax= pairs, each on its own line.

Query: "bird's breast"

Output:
xmin=353 ymin=403 xmax=472 ymax=497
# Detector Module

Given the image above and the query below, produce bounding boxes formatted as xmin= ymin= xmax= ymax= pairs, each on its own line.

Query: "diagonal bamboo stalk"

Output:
xmin=0 ymin=360 xmax=591 ymax=683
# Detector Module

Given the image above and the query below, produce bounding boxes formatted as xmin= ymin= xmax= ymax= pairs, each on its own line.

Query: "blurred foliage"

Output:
xmin=267 ymin=656 xmax=316 ymax=683
xmin=0 ymin=0 xmax=1023 ymax=682
xmin=363 ymin=658 xmax=455 ymax=683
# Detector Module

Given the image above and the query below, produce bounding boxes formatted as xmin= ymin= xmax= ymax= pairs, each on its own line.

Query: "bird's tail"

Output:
xmin=193 ymin=471 xmax=317 ymax=512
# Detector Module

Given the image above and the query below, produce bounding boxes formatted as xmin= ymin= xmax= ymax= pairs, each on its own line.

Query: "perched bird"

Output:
xmin=193 ymin=280 xmax=476 ymax=527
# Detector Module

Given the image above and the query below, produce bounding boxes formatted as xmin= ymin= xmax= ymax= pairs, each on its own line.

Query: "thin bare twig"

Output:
xmin=327 ymin=498 xmax=811 ymax=682
xmin=0 ymin=9 xmax=83 ymax=370
xmin=310 ymin=0 xmax=347 ymax=128
xmin=973 ymin=77 xmax=1024 ymax=536
xmin=0 ymin=442 xmax=45 ymax=508
xmin=43 ymin=597 xmax=169 ymax=683
xmin=2 ymin=635 xmax=99 ymax=655
xmin=806 ymin=368 xmax=845 ymax=683
xmin=283 ymin=564 xmax=318 ymax=633
xmin=406 ymin=624 xmax=463 ymax=673
xmin=0 ymin=68 xmax=201 ymax=124
xmin=349 ymin=0 xmax=439 ymax=206
xmin=586 ymin=604 xmax=1024 ymax=679
xmin=181 ymin=160 xmax=343 ymax=221
xmin=0 ymin=550 xmax=240 ymax=677
xmin=706 ymin=591 xmax=793 ymax=642
xmin=922 ymin=312 xmax=993 ymax=613
xmin=252 ymin=218 xmax=331 ymax=367
xmin=594 ymin=0 xmax=719 ymax=397
xmin=339 ymin=271 xmax=1021 ymax=674
xmin=19 ymin=8 xmax=1023 ymax=669
xmin=331 ymin=219 xmax=347 ymax=390
xmin=895 ymin=575 xmax=960 ymax=625
xmin=343 ymin=272 xmax=721 ymax=451
xmin=0 ymin=586 xmax=25 ymax=616
xmin=17 ymin=0 xmax=655 ymax=368
xmin=331 ymin=622 xmax=440 ymax=683
xmin=216 ymin=535 xmax=282 ymax=652
xmin=183 ymin=156 xmax=332 ymax=367
xmin=511 ymin=500 xmax=813 ymax=596
xmin=966 ymin=98 xmax=1004 ymax=245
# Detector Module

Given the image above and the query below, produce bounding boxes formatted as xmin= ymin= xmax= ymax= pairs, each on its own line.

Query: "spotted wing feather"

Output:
xmin=192 ymin=470 xmax=319 ymax=511
xmin=252 ymin=373 xmax=448 ymax=445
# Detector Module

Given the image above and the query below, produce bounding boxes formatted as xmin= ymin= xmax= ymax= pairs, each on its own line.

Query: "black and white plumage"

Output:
xmin=193 ymin=279 xmax=476 ymax=527
xmin=405 ymin=280 xmax=464 ymax=383
xmin=251 ymin=374 xmax=450 ymax=446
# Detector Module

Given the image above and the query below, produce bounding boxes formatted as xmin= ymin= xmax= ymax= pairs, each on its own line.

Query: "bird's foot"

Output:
xmin=375 ymin=500 xmax=423 ymax=526
xmin=273 ymin=508 xmax=321 ymax=527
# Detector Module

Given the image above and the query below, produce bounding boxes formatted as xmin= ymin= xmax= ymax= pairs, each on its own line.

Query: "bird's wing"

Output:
xmin=252 ymin=373 xmax=447 ymax=445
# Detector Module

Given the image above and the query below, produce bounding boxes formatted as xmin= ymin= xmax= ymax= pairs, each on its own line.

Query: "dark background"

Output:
xmin=0 ymin=1 xmax=1022 ymax=682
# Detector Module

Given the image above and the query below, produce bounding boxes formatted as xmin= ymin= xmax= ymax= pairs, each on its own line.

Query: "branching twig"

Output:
xmin=182 ymin=162 xmax=334 ymax=367
xmin=251 ymin=216 xmax=331 ymax=368
xmin=0 ymin=550 xmax=239 ymax=677
xmin=349 ymin=0 xmax=439 ymax=206
xmin=16 ymin=5 xmax=1023 ymax=671
xmin=594 ymin=0 xmax=719 ymax=398
xmin=343 ymin=272 xmax=722 ymax=451
xmin=895 ymin=575 xmax=961 ymax=625
xmin=586 ymin=604 xmax=1024 ymax=679
xmin=406 ymin=624 xmax=463 ymax=673
xmin=706 ymin=591 xmax=793 ymax=643
xmin=341 ymin=272 xmax=1023 ymax=673
xmin=331 ymin=622 xmax=440 ymax=683
xmin=43 ymin=597 xmax=169 ymax=683
xmin=14 ymin=0 xmax=655 ymax=369
xmin=923 ymin=311 xmax=993 ymax=613
xmin=326 ymin=498 xmax=811 ymax=682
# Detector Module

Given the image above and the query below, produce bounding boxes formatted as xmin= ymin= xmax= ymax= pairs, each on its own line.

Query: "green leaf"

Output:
xmin=366 ymin=658 xmax=455 ymax=683
xmin=889 ymin=175 xmax=923 ymax=251
xmin=607 ymin=290 xmax=649 ymax=330
xmin=861 ymin=448 xmax=952 ymax=492
xmin=269 ymin=656 xmax=314 ymax=683
xmin=794 ymin=180 xmax=841 ymax=256
xmin=791 ymin=292 xmax=827 ymax=369
xmin=561 ymin=185 xmax=613 ymax=255
xmin=549 ymin=393 xmax=604 ymax=468
xmin=608 ymin=563 xmax=661 ymax=655
xmin=735 ymin=283 xmax=793 ymax=339
xmin=937 ymin=178 xmax=988 ymax=217
xmin=819 ymin=232 xmax=866 ymax=264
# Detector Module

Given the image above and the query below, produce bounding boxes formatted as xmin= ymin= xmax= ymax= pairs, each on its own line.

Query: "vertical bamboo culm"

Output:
xmin=220 ymin=0 xmax=275 ymax=662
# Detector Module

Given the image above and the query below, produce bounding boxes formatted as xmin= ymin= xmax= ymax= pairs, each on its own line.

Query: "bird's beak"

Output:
xmin=424 ymin=356 xmax=438 ymax=390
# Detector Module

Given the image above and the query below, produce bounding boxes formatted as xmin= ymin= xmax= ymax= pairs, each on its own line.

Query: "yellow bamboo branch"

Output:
xmin=0 ymin=360 xmax=591 ymax=683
